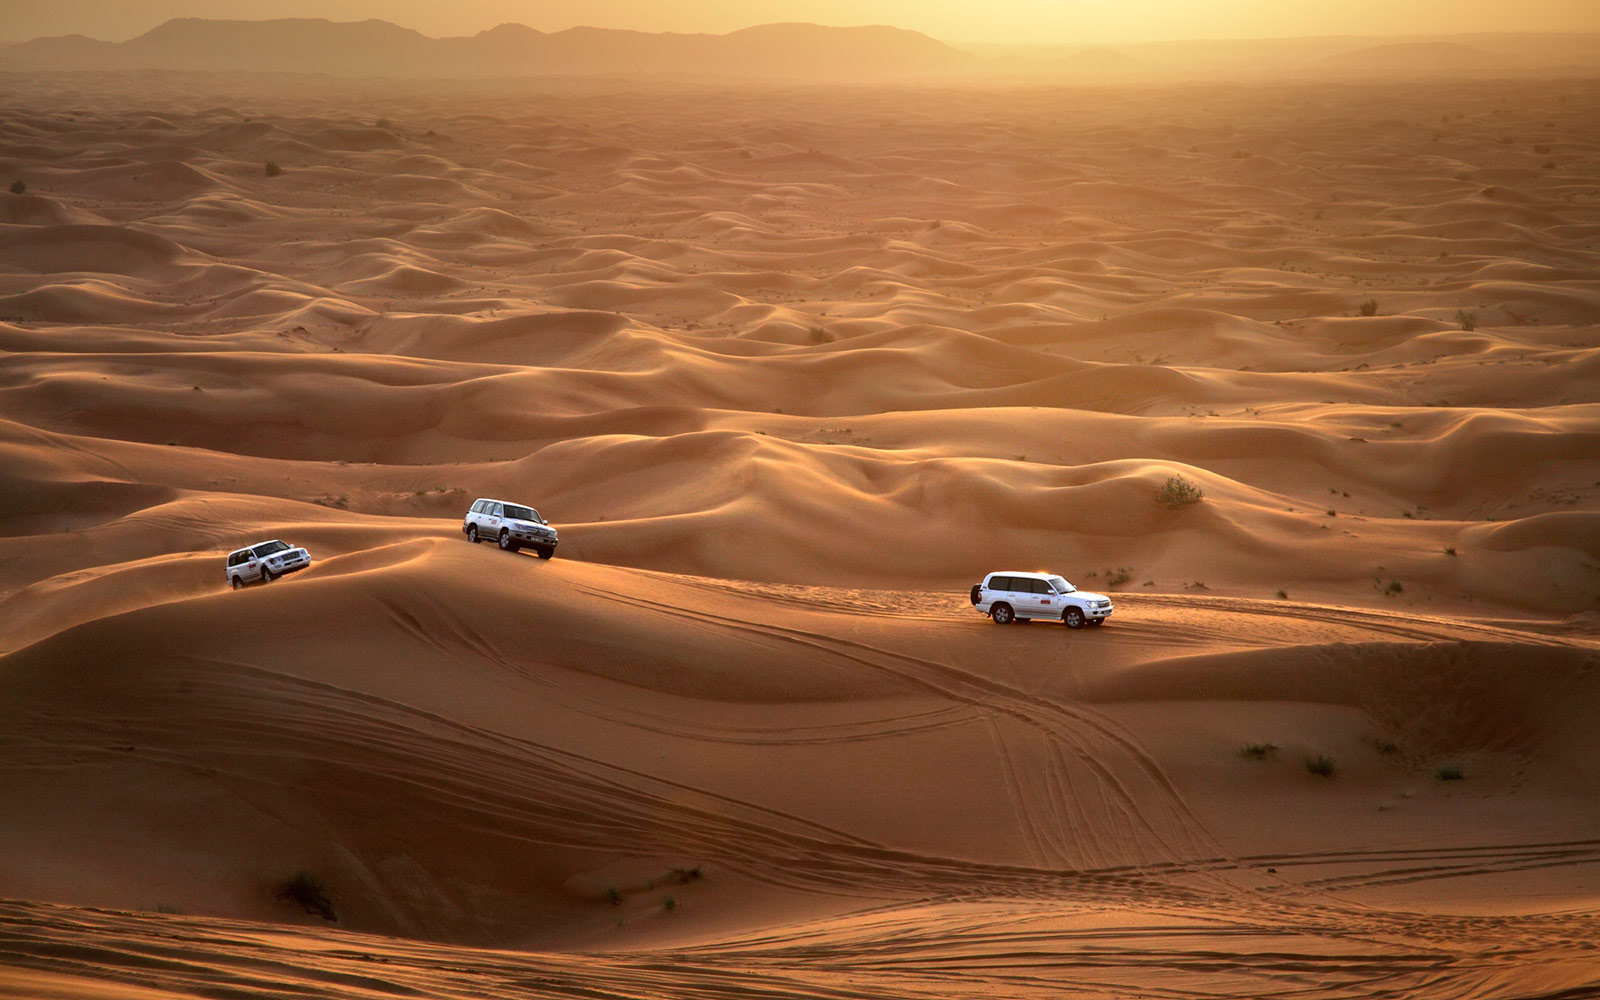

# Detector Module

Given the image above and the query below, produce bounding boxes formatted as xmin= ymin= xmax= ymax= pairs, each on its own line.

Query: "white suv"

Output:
xmin=970 ymin=571 xmax=1113 ymax=628
xmin=226 ymin=539 xmax=311 ymax=589
xmin=464 ymin=498 xmax=558 ymax=558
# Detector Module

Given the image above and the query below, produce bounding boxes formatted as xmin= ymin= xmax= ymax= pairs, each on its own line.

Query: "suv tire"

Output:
xmin=466 ymin=525 xmax=479 ymax=543
xmin=231 ymin=576 xmax=243 ymax=590
xmin=1064 ymin=608 xmax=1084 ymax=629
xmin=991 ymin=603 xmax=1014 ymax=625
xmin=261 ymin=567 xmax=275 ymax=584
xmin=536 ymin=546 xmax=554 ymax=560
xmin=499 ymin=529 xmax=519 ymax=553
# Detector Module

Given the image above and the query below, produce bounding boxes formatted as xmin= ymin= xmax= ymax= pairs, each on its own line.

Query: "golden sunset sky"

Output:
xmin=6 ymin=0 xmax=1599 ymax=44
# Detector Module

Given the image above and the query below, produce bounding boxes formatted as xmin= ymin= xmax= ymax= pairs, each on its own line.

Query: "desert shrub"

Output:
xmin=1276 ymin=589 xmax=1288 ymax=599
xmin=604 ymin=886 xmax=622 ymax=906
xmin=1384 ymin=580 xmax=1404 ymax=595
xmin=1240 ymin=742 xmax=1278 ymax=760
xmin=1374 ymin=740 xmax=1399 ymax=755
xmin=663 ymin=895 xmax=678 ymax=912
xmin=1102 ymin=567 xmax=1132 ymax=589
xmin=1444 ymin=547 xmax=1457 ymax=556
xmin=1305 ymin=754 xmax=1336 ymax=778
xmin=1455 ymin=309 xmax=1478 ymax=331
xmin=1436 ymin=763 xmax=1465 ymax=781
xmin=1358 ymin=299 xmax=1378 ymax=316
xmin=277 ymin=871 xmax=335 ymax=921
xmin=670 ymin=866 xmax=702 ymax=883
xmin=1157 ymin=475 xmax=1204 ymax=509
xmin=808 ymin=327 xmax=832 ymax=344
xmin=264 ymin=160 xmax=282 ymax=177
xmin=8 ymin=179 xmax=23 ymax=195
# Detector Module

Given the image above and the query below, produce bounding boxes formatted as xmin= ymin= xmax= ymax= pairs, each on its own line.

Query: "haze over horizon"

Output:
xmin=7 ymin=0 xmax=1600 ymax=46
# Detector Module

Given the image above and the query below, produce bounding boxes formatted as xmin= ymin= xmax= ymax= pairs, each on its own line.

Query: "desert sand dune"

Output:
xmin=0 ymin=66 xmax=1597 ymax=999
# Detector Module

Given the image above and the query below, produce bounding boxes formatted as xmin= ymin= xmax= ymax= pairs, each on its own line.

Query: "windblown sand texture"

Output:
xmin=2 ymin=69 xmax=1599 ymax=999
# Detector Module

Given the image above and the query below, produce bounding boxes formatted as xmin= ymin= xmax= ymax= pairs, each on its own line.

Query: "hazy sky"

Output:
xmin=8 ymin=0 xmax=1600 ymax=44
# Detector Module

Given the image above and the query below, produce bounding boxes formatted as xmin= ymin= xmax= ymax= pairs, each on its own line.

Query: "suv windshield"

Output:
xmin=253 ymin=540 xmax=289 ymax=557
xmin=1048 ymin=575 xmax=1074 ymax=593
xmin=502 ymin=504 xmax=540 ymax=523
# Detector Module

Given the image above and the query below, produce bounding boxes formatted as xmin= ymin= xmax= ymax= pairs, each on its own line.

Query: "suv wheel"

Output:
xmin=536 ymin=546 xmax=554 ymax=560
xmin=231 ymin=576 xmax=243 ymax=590
xmin=466 ymin=525 xmax=479 ymax=543
xmin=499 ymin=530 xmax=519 ymax=553
xmin=991 ymin=603 xmax=1014 ymax=625
xmin=261 ymin=567 xmax=275 ymax=584
xmin=1064 ymin=608 xmax=1084 ymax=629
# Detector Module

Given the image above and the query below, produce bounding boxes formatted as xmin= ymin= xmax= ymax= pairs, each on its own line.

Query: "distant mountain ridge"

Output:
xmin=1 ymin=17 xmax=976 ymax=78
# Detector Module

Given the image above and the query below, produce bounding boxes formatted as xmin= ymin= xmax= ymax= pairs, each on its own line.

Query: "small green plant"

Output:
xmin=604 ymin=886 xmax=622 ymax=906
xmin=1157 ymin=475 xmax=1204 ymax=509
xmin=669 ymin=866 xmax=702 ymax=883
xmin=1455 ymin=309 xmax=1478 ymax=331
xmin=1444 ymin=547 xmax=1457 ymax=556
xmin=1358 ymin=299 xmax=1378 ymax=317
xmin=1384 ymin=580 xmax=1404 ymax=595
xmin=1327 ymin=509 xmax=1337 ymax=517
xmin=277 ymin=871 xmax=335 ymax=921
xmin=264 ymin=160 xmax=282 ymax=177
xmin=1276 ymin=589 xmax=1288 ymax=600
xmin=1306 ymin=755 xmax=1336 ymax=778
xmin=1374 ymin=740 xmax=1399 ymax=755
xmin=1241 ymin=742 xmax=1279 ymax=760
xmin=1102 ymin=567 xmax=1133 ymax=589
xmin=8 ymin=179 xmax=24 ymax=195
xmin=1436 ymin=763 xmax=1465 ymax=781
xmin=663 ymin=895 xmax=678 ymax=912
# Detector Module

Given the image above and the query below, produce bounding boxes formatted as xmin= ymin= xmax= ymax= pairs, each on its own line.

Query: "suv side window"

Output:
xmin=990 ymin=576 xmax=1014 ymax=592
xmin=490 ymin=503 xmax=502 ymax=516
xmin=1029 ymin=579 xmax=1050 ymax=594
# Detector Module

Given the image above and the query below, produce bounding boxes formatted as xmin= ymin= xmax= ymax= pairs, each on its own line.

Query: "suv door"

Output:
xmin=1029 ymin=578 xmax=1058 ymax=619
xmin=484 ymin=502 xmax=503 ymax=541
xmin=989 ymin=576 xmax=1023 ymax=618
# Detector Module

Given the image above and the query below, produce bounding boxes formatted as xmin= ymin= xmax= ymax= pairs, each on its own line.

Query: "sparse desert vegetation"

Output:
xmin=276 ymin=871 xmax=335 ymax=921
xmin=1158 ymin=475 xmax=1204 ymax=509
